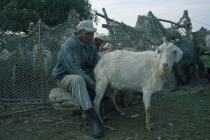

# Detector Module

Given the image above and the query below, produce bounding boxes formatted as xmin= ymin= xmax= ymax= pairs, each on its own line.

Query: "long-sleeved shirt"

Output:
xmin=52 ymin=33 xmax=100 ymax=88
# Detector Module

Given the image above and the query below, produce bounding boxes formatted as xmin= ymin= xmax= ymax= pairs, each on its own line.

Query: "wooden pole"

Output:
xmin=38 ymin=19 xmax=47 ymax=105
xmin=102 ymin=8 xmax=110 ymax=25
xmin=96 ymin=10 xmax=181 ymax=27
xmin=158 ymin=18 xmax=180 ymax=26
xmin=96 ymin=12 xmax=114 ymax=23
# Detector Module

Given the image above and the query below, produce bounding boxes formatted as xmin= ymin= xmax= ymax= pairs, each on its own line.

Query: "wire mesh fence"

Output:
xmin=107 ymin=11 xmax=182 ymax=52
xmin=104 ymin=10 xmax=207 ymax=105
xmin=0 ymin=9 xmax=79 ymax=105
xmin=106 ymin=11 xmax=181 ymax=97
xmin=0 ymin=9 xmax=208 ymax=115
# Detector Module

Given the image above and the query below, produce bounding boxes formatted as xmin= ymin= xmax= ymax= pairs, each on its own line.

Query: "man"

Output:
xmin=52 ymin=20 xmax=104 ymax=138
xmin=94 ymin=33 xmax=111 ymax=55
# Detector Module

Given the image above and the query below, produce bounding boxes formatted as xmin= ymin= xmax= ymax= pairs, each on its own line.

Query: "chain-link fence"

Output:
xmin=106 ymin=11 xmax=180 ymax=96
xmin=0 ymin=9 xmax=79 ymax=105
xmin=0 ymin=9 xmax=208 ymax=114
xmin=108 ymin=11 xmax=182 ymax=52
xmin=104 ymin=11 xmax=207 ymax=106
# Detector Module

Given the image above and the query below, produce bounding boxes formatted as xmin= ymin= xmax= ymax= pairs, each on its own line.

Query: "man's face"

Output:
xmin=79 ymin=30 xmax=94 ymax=46
xmin=94 ymin=38 xmax=104 ymax=49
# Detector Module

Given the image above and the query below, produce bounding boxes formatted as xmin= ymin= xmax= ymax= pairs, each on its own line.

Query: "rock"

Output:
xmin=49 ymin=88 xmax=79 ymax=107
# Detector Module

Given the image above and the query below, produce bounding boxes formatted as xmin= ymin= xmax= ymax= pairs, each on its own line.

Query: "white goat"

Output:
xmin=93 ymin=41 xmax=183 ymax=131
xmin=205 ymin=35 xmax=210 ymax=50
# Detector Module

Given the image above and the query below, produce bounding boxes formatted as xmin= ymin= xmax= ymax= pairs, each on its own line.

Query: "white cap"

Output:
xmin=94 ymin=33 xmax=110 ymax=41
xmin=77 ymin=20 xmax=97 ymax=32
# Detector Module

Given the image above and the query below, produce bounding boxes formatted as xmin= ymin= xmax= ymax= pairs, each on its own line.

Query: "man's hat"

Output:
xmin=77 ymin=20 xmax=97 ymax=32
xmin=94 ymin=33 xmax=110 ymax=42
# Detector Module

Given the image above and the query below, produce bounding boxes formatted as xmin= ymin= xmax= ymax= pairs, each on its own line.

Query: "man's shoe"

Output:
xmin=84 ymin=108 xmax=104 ymax=138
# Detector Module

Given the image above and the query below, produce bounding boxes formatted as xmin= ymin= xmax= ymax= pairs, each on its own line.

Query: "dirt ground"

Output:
xmin=0 ymin=87 xmax=210 ymax=140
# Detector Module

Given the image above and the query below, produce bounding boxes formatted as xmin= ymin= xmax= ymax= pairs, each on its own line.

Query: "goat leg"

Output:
xmin=94 ymin=101 xmax=104 ymax=124
xmin=145 ymin=108 xmax=154 ymax=131
xmin=143 ymin=91 xmax=154 ymax=131
xmin=109 ymin=90 xmax=124 ymax=115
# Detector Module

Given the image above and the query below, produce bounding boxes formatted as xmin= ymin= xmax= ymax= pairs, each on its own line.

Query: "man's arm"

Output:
xmin=62 ymin=45 xmax=96 ymax=88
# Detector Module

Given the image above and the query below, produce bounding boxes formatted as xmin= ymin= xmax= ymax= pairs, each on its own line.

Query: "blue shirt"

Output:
xmin=52 ymin=33 xmax=100 ymax=87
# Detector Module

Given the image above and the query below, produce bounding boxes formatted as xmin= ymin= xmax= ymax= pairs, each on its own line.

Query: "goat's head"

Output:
xmin=155 ymin=42 xmax=183 ymax=71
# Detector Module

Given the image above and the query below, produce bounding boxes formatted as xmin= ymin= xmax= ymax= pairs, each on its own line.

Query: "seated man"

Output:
xmin=52 ymin=20 xmax=104 ymax=138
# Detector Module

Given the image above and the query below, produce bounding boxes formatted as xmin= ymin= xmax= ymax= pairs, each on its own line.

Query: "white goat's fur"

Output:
xmin=93 ymin=42 xmax=183 ymax=131
xmin=205 ymin=35 xmax=210 ymax=49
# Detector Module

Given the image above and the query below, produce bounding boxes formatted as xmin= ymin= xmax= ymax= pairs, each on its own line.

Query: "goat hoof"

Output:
xmin=146 ymin=125 xmax=154 ymax=132
xmin=146 ymin=127 xmax=154 ymax=132
xmin=103 ymin=125 xmax=115 ymax=131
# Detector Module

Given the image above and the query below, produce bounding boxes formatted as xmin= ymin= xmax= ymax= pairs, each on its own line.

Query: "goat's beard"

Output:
xmin=156 ymin=67 xmax=171 ymax=77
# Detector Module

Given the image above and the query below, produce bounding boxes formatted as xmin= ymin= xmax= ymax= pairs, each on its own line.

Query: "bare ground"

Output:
xmin=0 ymin=87 xmax=210 ymax=140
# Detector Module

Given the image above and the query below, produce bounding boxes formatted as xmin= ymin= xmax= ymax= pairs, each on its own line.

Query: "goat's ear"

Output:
xmin=155 ymin=47 xmax=160 ymax=54
xmin=155 ymin=47 xmax=161 ymax=57
xmin=174 ymin=47 xmax=183 ymax=62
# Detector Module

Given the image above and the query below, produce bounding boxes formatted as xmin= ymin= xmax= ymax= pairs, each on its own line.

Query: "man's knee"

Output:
xmin=71 ymin=75 xmax=86 ymax=85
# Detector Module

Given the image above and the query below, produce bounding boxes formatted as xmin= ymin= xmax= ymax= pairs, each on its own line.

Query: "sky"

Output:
xmin=89 ymin=0 xmax=210 ymax=34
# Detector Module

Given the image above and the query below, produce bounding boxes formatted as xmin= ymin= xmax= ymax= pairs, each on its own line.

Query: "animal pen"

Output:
xmin=0 ymin=9 xmax=207 ymax=115
xmin=0 ymin=10 xmax=79 ymax=105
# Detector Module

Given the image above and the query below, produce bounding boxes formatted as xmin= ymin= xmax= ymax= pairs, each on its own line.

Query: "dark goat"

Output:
xmin=173 ymin=41 xmax=205 ymax=86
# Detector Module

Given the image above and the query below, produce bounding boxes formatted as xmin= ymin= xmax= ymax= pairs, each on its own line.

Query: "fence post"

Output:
xmin=38 ymin=19 xmax=47 ymax=105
